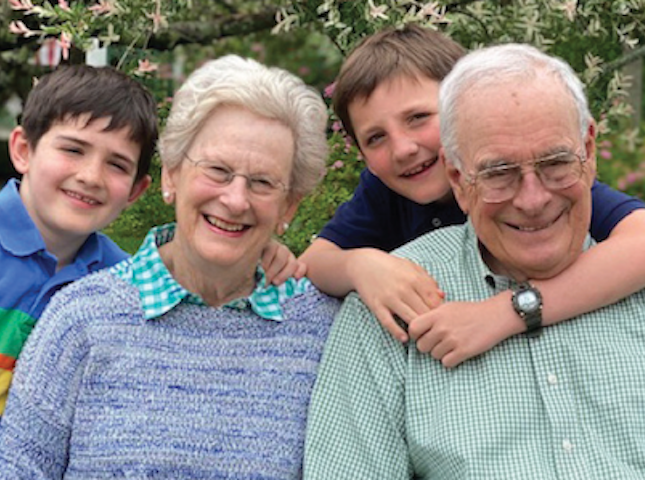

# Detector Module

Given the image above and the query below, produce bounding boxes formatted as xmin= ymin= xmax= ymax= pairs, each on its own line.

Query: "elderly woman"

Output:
xmin=0 ymin=56 xmax=337 ymax=479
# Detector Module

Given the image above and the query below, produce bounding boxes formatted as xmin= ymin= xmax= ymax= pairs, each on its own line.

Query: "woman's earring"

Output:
xmin=277 ymin=222 xmax=289 ymax=235
xmin=162 ymin=191 xmax=173 ymax=203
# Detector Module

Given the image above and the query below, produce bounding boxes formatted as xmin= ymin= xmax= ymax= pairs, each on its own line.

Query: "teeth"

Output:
xmin=403 ymin=159 xmax=435 ymax=177
xmin=515 ymin=218 xmax=556 ymax=232
xmin=205 ymin=215 xmax=245 ymax=232
xmin=66 ymin=190 xmax=99 ymax=205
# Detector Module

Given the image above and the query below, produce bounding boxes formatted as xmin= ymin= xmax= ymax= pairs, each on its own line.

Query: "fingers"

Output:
xmin=409 ymin=311 xmax=478 ymax=369
xmin=371 ymin=306 xmax=409 ymax=342
xmin=260 ymin=240 xmax=300 ymax=286
xmin=414 ymin=275 xmax=445 ymax=309
xmin=414 ymin=327 xmax=463 ymax=368
xmin=271 ymin=258 xmax=306 ymax=285
xmin=293 ymin=261 xmax=307 ymax=280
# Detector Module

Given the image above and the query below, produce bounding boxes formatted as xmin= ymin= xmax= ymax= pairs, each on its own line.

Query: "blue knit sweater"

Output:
xmin=0 ymin=269 xmax=339 ymax=479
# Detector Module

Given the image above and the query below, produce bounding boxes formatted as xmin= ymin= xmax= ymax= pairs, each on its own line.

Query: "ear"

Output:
xmin=127 ymin=174 xmax=151 ymax=206
xmin=8 ymin=127 xmax=32 ymax=175
xmin=161 ymin=165 xmax=177 ymax=204
xmin=584 ymin=118 xmax=597 ymax=178
xmin=442 ymin=149 xmax=470 ymax=214
xmin=277 ymin=195 xmax=302 ymax=235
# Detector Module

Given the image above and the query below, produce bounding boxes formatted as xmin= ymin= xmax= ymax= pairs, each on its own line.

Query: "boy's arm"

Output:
xmin=301 ymin=238 xmax=444 ymax=341
xmin=409 ymin=208 xmax=645 ymax=367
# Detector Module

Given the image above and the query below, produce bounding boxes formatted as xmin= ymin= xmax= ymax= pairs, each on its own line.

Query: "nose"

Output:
xmin=512 ymin=170 xmax=552 ymax=214
xmin=75 ymin=157 xmax=103 ymax=187
xmin=390 ymin=131 xmax=419 ymax=162
xmin=218 ymin=176 xmax=251 ymax=214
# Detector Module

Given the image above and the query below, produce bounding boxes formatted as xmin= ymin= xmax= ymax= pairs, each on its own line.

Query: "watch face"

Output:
xmin=517 ymin=290 xmax=540 ymax=312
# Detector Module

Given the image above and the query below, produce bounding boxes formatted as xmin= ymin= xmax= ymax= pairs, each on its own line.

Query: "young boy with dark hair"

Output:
xmin=300 ymin=24 xmax=645 ymax=367
xmin=0 ymin=64 xmax=158 ymax=413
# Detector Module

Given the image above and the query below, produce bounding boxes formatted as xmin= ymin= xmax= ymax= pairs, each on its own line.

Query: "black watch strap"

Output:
xmin=512 ymin=282 xmax=543 ymax=337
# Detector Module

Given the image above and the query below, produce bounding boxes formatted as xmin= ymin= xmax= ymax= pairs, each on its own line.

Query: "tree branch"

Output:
xmin=603 ymin=44 xmax=645 ymax=76
xmin=145 ymin=9 xmax=279 ymax=49
xmin=1 ymin=8 xmax=280 ymax=53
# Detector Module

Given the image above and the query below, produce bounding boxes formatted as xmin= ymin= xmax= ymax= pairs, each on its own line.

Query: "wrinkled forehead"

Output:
xmin=458 ymin=78 xmax=581 ymax=165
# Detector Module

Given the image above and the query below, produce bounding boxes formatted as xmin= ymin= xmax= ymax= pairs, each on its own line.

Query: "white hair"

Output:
xmin=159 ymin=55 xmax=328 ymax=198
xmin=439 ymin=43 xmax=590 ymax=169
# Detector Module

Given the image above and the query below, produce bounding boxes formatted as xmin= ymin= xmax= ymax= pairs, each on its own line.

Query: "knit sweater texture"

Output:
xmin=0 ymin=269 xmax=339 ymax=479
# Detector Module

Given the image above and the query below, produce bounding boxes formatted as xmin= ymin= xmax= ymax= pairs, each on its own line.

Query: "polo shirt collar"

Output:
xmin=0 ymin=179 xmax=46 ymax=256
xmin=0 ymin=178 xmax=106 ymax=268
xmin=111 ymin=223 xmax=310 ymax=321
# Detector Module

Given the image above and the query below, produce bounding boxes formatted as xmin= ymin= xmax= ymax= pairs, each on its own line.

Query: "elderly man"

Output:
xmin=304 ymin=44 xmax=645 ymax=479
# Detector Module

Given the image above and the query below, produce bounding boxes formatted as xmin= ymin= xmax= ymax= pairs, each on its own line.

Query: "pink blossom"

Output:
xmin=58 ymin=0 xmax=70 ymax=11
xmin=626 ymin=172 xmax=644 ymax=185
xmin=599 ymin=149 xmax=612 ymax=159
xmin=135 ymin=59 xmax=159 ymax=75
xmin=89 ymin=0 xmax=116 ymax=15
xmin=331 ymin=160 xmax=344 ymax=170
xmin=146 ymin=0 xmax=167 ymax=33
xmin=618 ymin=178 xmax=627 ymax=190
xmin=600 ymin=140 xmax=612 ymax=148
xmin=324 ymin=82 xmax=336 ymax=99
xmin=298 ymin=66 xmax=311 ymax=76
xmin=332 ymin=121 xmax=342 ymax=132
xmin=9 ymin=20 xmax=38 ymax=37
xmin=58 ymin=32 xmax=72 ymax=60
xmin=9 ymin=0 xmax=34 ymax=12
xmin=146 ymin=11 xmax=167 ymax=32
xmin=251 ymin=43 xmax=264 ymax=53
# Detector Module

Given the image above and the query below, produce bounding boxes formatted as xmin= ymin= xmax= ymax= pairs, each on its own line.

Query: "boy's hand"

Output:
xmin=349 ymin=249 xmax=444 ymax=342
xmin=407 ymin=293 xmax=524 ymax=368
xmin=261 ymin=239 xmax=307 ymax=286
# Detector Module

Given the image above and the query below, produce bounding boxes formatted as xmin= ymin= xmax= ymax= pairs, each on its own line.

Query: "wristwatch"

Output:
xmin=511 ymin=282 xmax=543 ymax=337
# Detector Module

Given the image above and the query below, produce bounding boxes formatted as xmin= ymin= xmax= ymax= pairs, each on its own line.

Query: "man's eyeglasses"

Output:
xmin=185 ymin=154 xmax=289 ymax=198
xmin=464 ymin=151 xmax=587 ymax=204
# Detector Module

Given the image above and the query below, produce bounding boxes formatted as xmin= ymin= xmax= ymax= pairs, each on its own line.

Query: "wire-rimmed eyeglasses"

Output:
xmin=463 ymin=151 xmax=587 ymax=204
xmin=185 ymin=153 xmax=289 ymax=198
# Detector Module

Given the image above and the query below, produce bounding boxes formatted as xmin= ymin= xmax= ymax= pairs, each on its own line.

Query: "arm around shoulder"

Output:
xmin=536 ymin=207 xmax=645 ymax=323
xmin=299 ymin=238 xmax=357 ymax=297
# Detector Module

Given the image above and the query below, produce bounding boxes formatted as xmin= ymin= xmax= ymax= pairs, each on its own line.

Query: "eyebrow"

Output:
xmin=478 ymin=146 xmax=575 ymax=170
xmin=56 ymin=135 xmax=137 ymax=166
xmin=195 ymin=154 xmax=281 ymax=178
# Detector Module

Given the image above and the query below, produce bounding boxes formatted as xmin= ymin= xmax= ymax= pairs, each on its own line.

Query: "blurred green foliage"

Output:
xmin=9 ymin=0 xmax=645 ymax=256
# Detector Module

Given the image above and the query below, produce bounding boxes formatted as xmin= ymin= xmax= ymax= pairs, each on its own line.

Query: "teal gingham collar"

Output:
xmin=109 ymin=223 xmax=311 ymax=321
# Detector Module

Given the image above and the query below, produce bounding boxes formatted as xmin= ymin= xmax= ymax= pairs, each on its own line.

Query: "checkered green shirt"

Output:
xmin=304 ymin=221 xmax=645 ymax=479
xmin=109 ymin=224 xmax=311 ymax=321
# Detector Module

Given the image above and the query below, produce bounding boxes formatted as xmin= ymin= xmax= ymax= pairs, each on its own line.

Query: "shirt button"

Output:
xmin=562 ymin=440 xmax=574 ymax=452
xmin=547 ymin=373 xmax=558 ymax=385
xmin=432 ymin=218 xmax=442 ymax=228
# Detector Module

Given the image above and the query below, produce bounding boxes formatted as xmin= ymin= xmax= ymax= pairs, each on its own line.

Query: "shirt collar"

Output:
xmin=0 ymin=179 xmax=105 ymax=268
xmin=110 ymin=223 xmax=311 ymax=321
xmin=0 ymin=179 xmax=46 ymax=256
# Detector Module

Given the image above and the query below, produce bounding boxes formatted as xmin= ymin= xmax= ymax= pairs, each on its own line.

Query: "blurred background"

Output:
xmin=3 ymin=0 xmax=645 ymax=255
